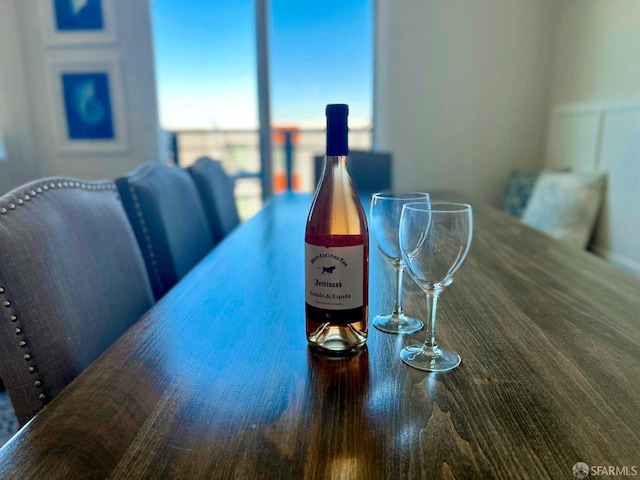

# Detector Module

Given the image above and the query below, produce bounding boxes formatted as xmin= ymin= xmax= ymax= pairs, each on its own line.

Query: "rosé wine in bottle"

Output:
xmin=305 ymin=104 xmax=369 ymax=354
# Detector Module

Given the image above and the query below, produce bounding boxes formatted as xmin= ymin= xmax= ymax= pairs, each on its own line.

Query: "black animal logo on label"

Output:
xmin=320 ymin=265 xmax=336 ymax=274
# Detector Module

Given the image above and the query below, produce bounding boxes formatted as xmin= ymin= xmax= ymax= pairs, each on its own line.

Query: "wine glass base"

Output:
xmin=400 ymin=344 xmax=461 ymax=372
xmin=373 ymin=314 xmax=423 ymax=334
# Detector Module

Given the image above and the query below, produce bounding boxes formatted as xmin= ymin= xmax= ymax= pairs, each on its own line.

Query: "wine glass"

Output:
xmin=398 ymin=202 xmax=473 ymax=371
xmin=370 ymin=192 xmax=430 ymax=334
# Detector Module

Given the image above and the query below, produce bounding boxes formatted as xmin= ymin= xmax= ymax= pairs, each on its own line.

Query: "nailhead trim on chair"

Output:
xmin=0 ymin=178 xmax=116 ymax=215
xmin=128 ymin=185 xmax=165 ymax=294
xmin=122 ymin=163 xmax=170 ymax=295
xmin=0 ymin=287 xmax=46 ymax=405
xmin=127 ymin=162 xmax=166 ymax=184
xmin=0 ymin=178 xmax=117 ymax=408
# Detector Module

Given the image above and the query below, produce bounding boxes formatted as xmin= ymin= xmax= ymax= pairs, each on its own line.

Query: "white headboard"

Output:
xmin=546 ymin=99 xmax=640 ymax=275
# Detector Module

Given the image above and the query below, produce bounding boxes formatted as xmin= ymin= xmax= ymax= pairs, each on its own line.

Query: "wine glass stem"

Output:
xmin=392 ymin=263 xmax=405 ymax=317
xmin=423 ymin=292 xmax=440 ymax=349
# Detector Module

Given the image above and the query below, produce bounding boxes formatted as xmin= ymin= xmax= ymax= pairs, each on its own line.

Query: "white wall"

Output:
xmin=546 ymin=0 xmax=640 ymax=274
xmin=0 ymin=0 xmax=159 ymax=192
xmin=374 ymin=0 xmax=558 ymax=207
xmin=550 ymin=0 xmax=640 ymax=106
xmin=0 ymin=0 xmax=40 ymax=194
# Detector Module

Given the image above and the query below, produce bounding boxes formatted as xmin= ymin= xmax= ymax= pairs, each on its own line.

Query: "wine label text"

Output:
xmin=305 ymin=243 xmax=364 ymax=311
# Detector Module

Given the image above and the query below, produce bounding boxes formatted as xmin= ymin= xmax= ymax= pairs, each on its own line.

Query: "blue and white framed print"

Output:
xmin=62 ymin=73 xmax=114 ymax=140
xmin=54 ymin=0 xmax=104 ymax=31
xmin=47 ymin=52 xmax=128 ymax=154
xmin=40 ymin=0 xmax=117 ymax=46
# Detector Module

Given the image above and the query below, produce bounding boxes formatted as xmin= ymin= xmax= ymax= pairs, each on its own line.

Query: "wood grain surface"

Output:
xmin=0 ymin=191 xmax=639 ymax=479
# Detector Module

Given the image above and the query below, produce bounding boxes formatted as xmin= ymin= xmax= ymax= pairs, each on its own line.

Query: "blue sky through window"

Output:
xmin=152 ymin=0 xmax=372 ymax=130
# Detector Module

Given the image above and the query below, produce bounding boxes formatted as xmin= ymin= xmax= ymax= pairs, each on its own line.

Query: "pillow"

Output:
xmin=502 ymin=171 xmax=540 ymax=218
xmin=521 ymin=171 xmax=605 ymax=249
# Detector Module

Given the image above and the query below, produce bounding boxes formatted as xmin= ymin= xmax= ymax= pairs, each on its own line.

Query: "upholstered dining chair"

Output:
xmin=314 ymin=150 xmax=393 ymax=193
xmin=0 ymin=178 xmax=154 ymax=425
xmin=187 ymin=157 xmax=240 ymax=245
xmin=116 ymin=161 xmax=214 ymax=300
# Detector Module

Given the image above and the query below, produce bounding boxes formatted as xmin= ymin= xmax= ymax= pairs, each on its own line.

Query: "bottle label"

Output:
xmin=305 ymin=243 xmax=364 ymax=310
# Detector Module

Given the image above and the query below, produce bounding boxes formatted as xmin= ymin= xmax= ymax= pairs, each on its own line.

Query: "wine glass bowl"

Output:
xmin=370 ymin=192 xmax=430 ymax=334
xmin=399 ymin=202 xmax=473 ymax=372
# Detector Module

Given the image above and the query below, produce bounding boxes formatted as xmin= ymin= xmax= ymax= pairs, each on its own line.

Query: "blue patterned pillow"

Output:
xmin=502 ymin=171 xmax=540 ymax=218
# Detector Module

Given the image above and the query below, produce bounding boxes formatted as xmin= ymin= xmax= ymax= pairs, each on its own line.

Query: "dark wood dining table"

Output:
xmin=0 ymin=191 xmax=639 ymax=479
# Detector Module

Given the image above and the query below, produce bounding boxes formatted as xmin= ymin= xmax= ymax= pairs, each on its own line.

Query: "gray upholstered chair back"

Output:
xmin=188 ymin=157 xmax=240 ymax=244
xmin=314 ymin=150 xmax=393 ymax=194
xmin=116 ymin=161 xmax=214 ymax=300
xmin=0 ymin=178 xmax=154 ymax=425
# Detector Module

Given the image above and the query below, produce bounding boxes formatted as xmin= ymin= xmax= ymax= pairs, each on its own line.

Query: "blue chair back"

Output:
xmin=188 ymin=157 xmax=240 ymax=244
xmin=0 ymin=178 xmax=154 ymax=424
xmin=117 ymin=162 xmax=214 ymax=299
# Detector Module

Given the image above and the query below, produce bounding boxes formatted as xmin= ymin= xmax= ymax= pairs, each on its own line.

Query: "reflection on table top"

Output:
xmin=0 ymin=191 xmax=639 ymax=479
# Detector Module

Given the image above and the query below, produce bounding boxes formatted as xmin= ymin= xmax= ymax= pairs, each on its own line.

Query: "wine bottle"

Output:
xmin=305 ymin=104 xmax=369 ymax=354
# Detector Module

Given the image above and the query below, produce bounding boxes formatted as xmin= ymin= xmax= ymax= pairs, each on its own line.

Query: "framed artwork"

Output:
xmin=47 ymin=52 xmax=128 ymax=154
xmin=40 ymin=0 xmax=117 ymax=46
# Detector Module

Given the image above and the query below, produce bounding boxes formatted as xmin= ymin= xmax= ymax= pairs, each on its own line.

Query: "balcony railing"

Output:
xmin=170 ymin=127 xmax=372 ymax=220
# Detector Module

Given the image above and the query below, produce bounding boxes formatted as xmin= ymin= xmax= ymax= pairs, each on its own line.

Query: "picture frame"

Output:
xmin=47 ymin=52 xmax=128 ymax=154
xmin=40 ymin=0 xmax=118 ymax=47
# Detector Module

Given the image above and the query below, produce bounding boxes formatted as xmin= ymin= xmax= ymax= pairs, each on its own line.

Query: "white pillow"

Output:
xmin=521 ymin=171 xmax=605 ymax=249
